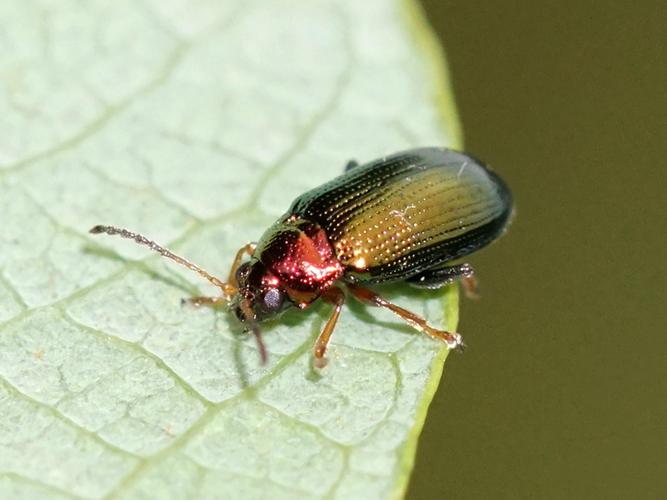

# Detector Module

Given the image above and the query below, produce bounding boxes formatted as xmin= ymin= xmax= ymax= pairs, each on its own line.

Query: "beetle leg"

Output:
xmin=182 ymin=243 xmax=256 ymax=307
xmin=406 ymin=263 xmax=479 ymax=299
xmin=346 ymin=284 xmax=464 ymax=350
xmin=182 ymin=296 xmax=227 ymax=307
xmin=312 ymin=286 xmax=346 ymax=368
xmin=344 ymin=159 xmax=360 ymax=171
xmin=227 ymin=242 xmax=257 ymax=286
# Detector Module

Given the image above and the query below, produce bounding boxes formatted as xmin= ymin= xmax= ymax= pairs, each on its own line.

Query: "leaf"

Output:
xmin=0 ymin=0 xmax=461 ymax=498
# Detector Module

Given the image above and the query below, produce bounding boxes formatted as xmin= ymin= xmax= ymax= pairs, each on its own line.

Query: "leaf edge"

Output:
xmin=392 ymin=0 xmax=463 ymax=497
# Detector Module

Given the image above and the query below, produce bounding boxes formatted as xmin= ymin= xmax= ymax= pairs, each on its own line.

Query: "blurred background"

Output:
xmin=409 ymin=1 xmax=666 ymax=498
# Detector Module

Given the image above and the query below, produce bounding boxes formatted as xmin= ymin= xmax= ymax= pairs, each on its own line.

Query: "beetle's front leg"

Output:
xmin=182 ymin=296 xmax=227 ymax=307
xmin=406 ymin=263 xmax=479 ymax=299
xmin=227 ymin=242 xmax=257 ymax=286
xmin=183 ymin=243 xmax=256 ymax=307
xmin=312 ymin=286 xmax=345 ymax=369
xmin=346 ymin=284 xmax=464 ymax=350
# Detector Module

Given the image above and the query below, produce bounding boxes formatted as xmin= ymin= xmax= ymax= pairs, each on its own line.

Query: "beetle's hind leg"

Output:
xmin=344 ymin=159 xmax=360 ymax=171
xmin=346 ymin=283 xmax=464 ymax=350
xmin=407 ymin=263 xmax=479 ymax=299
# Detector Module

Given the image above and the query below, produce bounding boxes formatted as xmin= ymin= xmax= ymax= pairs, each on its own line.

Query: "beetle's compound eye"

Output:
xmin=262 ymin=288 xmax=284 ymax=313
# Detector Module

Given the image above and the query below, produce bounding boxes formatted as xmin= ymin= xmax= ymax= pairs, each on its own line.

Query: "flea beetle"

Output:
xmin=90 ymin=148 xmax=512 ymax=367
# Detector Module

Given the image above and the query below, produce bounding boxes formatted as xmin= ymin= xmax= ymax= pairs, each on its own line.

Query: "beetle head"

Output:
xmin=231 ymin=260 xmax=292 ymax=326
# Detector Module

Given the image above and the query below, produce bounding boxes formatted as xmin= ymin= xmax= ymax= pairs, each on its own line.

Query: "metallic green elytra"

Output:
xmin=290 ymin=147 xmax=513 ymax=284
xmin=90 ymin=147 xmax=513 ymax=366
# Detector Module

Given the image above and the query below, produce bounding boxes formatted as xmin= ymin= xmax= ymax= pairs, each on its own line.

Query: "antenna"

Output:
xmin=89 ymin=225 xmax=237 ymax=298
xmin=240 ymin=297 xmax=268 ymax=364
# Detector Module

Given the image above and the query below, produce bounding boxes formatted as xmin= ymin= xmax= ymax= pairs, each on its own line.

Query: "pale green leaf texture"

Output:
xmin=0 ymin=0 xmax=461 ymax=499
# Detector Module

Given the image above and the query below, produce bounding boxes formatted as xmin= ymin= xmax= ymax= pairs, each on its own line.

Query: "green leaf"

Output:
xmin=0 ymin=0 xmax=461 ymax=498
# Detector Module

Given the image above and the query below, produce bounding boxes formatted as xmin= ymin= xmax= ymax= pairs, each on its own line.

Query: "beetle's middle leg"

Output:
xmin=346 ymin=283 xmax=464 ymax=350
xmin=312 ymin=286 xmax=345 ymax=368
xmin=344 ymin=159 xmax=360 ymax=171
xmin=406 ymin=263 xmax=479 ymax=299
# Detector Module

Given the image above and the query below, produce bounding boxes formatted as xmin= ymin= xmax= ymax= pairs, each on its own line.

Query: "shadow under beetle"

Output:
xmin=90 ymin=147 xmax=513 ymax=368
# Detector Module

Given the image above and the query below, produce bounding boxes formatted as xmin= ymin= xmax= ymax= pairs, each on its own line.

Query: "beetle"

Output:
xmin=90 ymin=147 xmax=512 ymax=367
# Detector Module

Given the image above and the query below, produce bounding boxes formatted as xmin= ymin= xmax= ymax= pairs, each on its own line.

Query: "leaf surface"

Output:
xmin=0 ymin=0 xmax=461 ymax=498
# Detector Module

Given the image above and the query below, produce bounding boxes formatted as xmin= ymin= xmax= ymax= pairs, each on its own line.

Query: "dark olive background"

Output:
xmin=409 ymin=2 xmax=666 ymax=499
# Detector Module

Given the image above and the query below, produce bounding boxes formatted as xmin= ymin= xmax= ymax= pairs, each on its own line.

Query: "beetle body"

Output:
xmin=298 ymin=148 xmax=512 ymax=283
xmin=91 ymin=147 xmax=512 ymax=367
xmin=237 ymin=148 xmax=511 ymax=314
